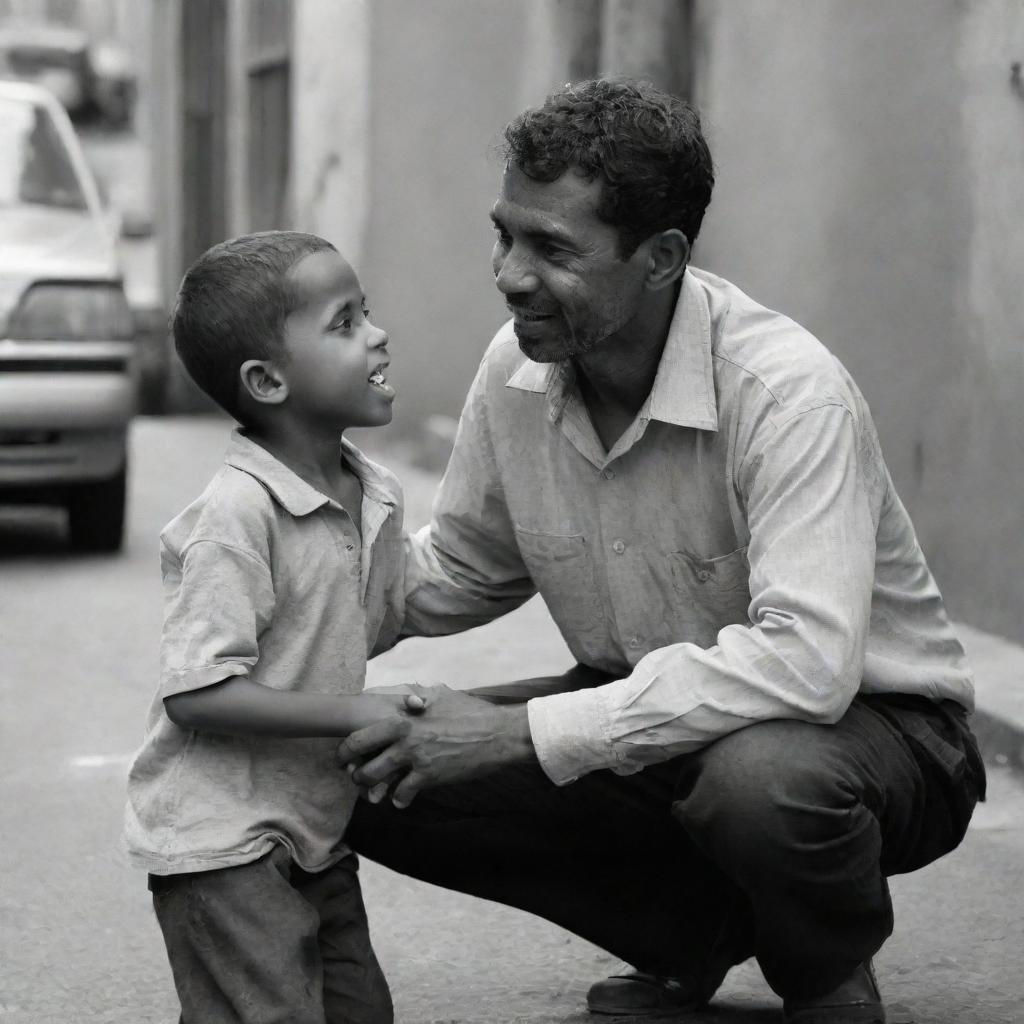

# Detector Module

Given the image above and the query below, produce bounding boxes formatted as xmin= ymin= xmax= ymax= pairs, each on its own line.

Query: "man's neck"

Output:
xmin=574 ymin=281 xmax=680 ymax=420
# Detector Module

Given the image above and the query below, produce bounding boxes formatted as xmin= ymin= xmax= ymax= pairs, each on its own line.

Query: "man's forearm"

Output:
xmin=467 ymin=662 xmax=616 ymax=704
xmin=164 ymin=677 xmax=402 ymax=738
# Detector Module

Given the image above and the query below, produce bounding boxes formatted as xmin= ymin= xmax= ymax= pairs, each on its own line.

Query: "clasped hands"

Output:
xmin=335 ymin=684 xmax=533 ymax=810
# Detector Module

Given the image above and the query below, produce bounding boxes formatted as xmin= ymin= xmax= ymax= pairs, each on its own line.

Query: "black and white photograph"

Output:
xmin=1 ymin=1 xmax=1022 ymax=1022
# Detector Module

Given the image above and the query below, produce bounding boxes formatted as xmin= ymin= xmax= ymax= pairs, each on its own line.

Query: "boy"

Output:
xmin=124 ymin=231 xmax=413 ymax=1024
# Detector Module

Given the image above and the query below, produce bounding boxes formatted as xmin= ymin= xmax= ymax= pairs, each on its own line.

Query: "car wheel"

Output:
xmin=67 ymin=464 xmax=127 ymax=553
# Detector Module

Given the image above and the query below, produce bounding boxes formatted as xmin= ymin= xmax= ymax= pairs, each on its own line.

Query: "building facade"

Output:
xmin=147 ymin=0 xmax=1023 ymax=644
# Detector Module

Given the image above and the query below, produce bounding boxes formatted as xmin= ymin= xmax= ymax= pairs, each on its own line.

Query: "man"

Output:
xmin=339 ymin=79 xmax=985 ymax=1023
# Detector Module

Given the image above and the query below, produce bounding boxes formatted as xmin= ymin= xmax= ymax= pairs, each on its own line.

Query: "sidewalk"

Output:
xmin=957 ymin=624 xmax=1024 ymax=776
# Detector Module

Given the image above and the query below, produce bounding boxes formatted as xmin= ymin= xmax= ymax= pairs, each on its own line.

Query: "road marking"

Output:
xmin=69 ymin=753 xmax=133 ymax=768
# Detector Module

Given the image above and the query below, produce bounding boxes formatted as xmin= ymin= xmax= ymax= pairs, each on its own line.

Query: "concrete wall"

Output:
xmin=693 ymin=0 xmax=1024 ymax=641
xmin=292 ymin=0 xmax=371 ymax=266
xmin=356 ymin=0 xmax=535 ymax=436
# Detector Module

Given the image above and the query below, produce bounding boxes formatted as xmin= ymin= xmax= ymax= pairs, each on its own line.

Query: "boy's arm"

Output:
xmin=162 ymin=537 xmax=421 ymax=740
xmin=165 ymin=679 xmax=415 ymax=738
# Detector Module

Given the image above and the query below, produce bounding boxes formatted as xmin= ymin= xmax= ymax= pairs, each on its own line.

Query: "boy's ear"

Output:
xmin=643 ymin=228 xmax=690 ymax=291
xmin=239 ymin=359 xmax=288 ymax=406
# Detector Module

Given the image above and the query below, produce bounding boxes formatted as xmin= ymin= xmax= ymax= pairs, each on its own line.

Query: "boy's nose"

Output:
xmin=369 ymin=326 xmax=389 ymax=348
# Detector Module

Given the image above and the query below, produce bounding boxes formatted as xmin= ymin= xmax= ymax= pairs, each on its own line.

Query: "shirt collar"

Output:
xmin=224 ymin=430 xmax=398 ymax=517
xmin=505 ymin=268 xmax=719 ymax=432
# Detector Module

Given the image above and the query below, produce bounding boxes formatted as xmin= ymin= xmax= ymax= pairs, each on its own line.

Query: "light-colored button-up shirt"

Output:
xmin=125 ymin=431 xmax=404 ymax=874
xmin=404 ymin=267 xmax=974 ymax=786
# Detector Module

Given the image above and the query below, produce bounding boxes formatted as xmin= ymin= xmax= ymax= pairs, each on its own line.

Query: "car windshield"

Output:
xmin=0 ymin=96 xmax=87 ymax=211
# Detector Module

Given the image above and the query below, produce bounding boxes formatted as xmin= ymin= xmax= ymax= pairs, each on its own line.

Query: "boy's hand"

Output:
xmin=346 ymin=686 xmax=431 ymax=802
xmin=336 ymin=686 xmax=536 ymax=809
xmin=368 ymin=682 xmax=434 ymax=713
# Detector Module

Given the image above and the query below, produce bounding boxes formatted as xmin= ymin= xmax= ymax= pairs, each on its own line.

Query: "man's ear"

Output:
xmin=643 ymin=228 xmax=690 ymax=291
xmin=239 ymin=359 xmax=288 ymax=406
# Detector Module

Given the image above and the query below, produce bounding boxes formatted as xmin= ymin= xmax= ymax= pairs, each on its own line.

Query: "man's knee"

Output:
xmin=672 ymin=719 xmax=869 ymax=856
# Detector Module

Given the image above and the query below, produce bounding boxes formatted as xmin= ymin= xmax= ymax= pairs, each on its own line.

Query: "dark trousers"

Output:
xmin=150 ymin=846 xmax=392 ymax=1024
xmin=347 ymin=694 xmax=984 ymax=1001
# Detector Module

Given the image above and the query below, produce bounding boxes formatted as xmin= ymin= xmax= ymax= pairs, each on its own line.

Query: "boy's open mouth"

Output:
xmin=368 ymin=364 xmax=394 ymax=398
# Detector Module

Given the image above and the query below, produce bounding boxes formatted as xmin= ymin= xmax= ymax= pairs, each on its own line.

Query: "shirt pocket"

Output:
xmin=513 ymin=527 xmax=603 ymax=636
xmin=669 ymin=546 xmax=751 ymax=648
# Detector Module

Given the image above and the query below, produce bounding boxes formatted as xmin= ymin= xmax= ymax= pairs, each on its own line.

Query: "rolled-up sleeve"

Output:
xmin=403 ymin=358 xmax=537 ymax=638
xmin=160 ymin=540 xmax=276 ymax=698
xmin=528 ymin=402 xmax=880 ymax=785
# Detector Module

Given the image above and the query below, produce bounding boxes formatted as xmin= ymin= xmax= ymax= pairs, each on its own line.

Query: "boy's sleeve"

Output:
xmin=369 ymin=493 xmax=407 ymax=658
xmin=160 ymin=539 xmax=276 ymax=699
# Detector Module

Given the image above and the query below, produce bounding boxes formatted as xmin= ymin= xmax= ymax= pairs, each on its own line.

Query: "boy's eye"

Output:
xmin=332 ymin=317 xmax=352 ymax=332
xmin=362 ymin=306 xmax=371 ymax=320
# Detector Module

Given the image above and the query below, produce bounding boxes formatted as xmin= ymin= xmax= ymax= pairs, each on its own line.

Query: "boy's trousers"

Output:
xmin=149 ymin=846 xmax=392 ymax=1024
xmin=347 ymin=692 xmax=984 ymax=1002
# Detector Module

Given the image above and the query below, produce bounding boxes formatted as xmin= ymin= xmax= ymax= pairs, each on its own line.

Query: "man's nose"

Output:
xmin=493 ymin=247 xmax=539 ymax=296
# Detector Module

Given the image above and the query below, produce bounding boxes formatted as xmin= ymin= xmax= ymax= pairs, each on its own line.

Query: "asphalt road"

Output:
xmin=1 ymin=416 xmax=1022 ymax=1024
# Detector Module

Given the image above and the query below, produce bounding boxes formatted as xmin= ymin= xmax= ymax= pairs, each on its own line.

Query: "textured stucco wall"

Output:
xmin=693 ymin=0 xmax=1023 ymax=640
xmin=359 ymin=0 xmax=533 ymax=436
xmin=949 ymin=1 xmax=1024 ymax=640
xmin=292 ymin=0 xmax=371 ymax=265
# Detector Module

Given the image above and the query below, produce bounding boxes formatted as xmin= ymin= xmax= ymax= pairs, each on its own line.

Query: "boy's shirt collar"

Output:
xmin=224 ymin=430 xmax=397 ymax=517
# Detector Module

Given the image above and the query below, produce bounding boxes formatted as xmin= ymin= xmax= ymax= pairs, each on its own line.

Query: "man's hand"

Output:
xmin=335 ymin=685 xmax=535 ymax=809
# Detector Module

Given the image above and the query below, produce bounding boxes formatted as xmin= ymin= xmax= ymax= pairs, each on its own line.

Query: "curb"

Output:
xmin=957 ymin=623 xmax=1024 ymax=776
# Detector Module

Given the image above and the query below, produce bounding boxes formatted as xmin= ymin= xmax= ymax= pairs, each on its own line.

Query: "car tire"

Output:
xmin=67 ymin=463 xmax=127 ymax=553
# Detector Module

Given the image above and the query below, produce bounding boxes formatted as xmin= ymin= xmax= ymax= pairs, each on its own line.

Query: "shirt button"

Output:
xmin=628 ymin=635 xmax=643 ymax=648
xmin=612 ymin=539 xmax=626 ymax=554
xmin=602 ymin=468 xmax=615 ymax=480
xmin=696 ymin=569 xmax=711 ymax=582
xmin=346 ymin=544 xmax=355 ymax=552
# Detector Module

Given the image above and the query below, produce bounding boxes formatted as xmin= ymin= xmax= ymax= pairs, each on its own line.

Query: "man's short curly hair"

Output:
xmin=502 ymin=78 xmax=714 ymax=258
xmin=172 ymin=231 xmax=336 ymax=424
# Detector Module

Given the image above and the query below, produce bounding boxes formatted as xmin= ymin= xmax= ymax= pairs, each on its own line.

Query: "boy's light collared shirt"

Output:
xmin=403 ymin=267 xmax=975 ymax=786
xmin=125 ymin=431 xmax=404 ymax=874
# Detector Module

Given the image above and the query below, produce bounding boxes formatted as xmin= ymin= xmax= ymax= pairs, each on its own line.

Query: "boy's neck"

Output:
xmin=246 ymin=420 xmax=357 ymax=509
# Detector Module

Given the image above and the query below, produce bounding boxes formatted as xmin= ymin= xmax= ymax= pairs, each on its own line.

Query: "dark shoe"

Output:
xmin=586 ymin=971 xmax=710 ymax=1017
xmin=783 ymin=961 xmax=886 ymax=1024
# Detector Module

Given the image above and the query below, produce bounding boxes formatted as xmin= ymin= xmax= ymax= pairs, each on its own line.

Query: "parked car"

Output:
xmin=0 ymin=79 xmax=136 ymax=552
xmin=0 ymin=23 xmax=96 ymax=121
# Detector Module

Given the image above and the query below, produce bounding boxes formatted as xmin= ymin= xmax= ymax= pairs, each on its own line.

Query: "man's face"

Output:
xmin=490 ymin=164 xmax=650 ymax=363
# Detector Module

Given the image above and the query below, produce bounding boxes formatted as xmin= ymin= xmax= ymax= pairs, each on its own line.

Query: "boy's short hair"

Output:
xmin=172 ymin=231 xmax=336 ymax=423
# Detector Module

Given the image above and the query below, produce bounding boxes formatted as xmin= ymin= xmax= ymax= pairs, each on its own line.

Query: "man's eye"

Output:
xmin=493 ymin=228 xmax=512 ymax=248
xmin=542 ymin=244 xmax=570 ymax=261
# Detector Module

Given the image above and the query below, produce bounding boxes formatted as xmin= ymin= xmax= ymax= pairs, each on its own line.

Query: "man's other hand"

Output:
xmin=335 ymin=686 xmax=535 ymax=809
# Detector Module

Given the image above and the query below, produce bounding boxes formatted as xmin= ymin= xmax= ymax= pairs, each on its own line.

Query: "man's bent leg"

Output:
xmin=348 ymin=761 xmax=752 ymax=988
xmin=672 ymin=697 xmax=983 ymax=1002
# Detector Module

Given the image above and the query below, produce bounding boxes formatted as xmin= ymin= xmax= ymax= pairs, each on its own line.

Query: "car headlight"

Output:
xmin=6 ymin=282 xmax=134 ymax=341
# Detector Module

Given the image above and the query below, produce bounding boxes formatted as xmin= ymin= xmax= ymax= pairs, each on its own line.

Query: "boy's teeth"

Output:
xmin=369 ymin=371 xmax=386 ymax=385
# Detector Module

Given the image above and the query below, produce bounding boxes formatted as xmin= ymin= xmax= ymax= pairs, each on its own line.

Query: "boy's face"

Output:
xmin=279 ymin=249 xmax=394 ymax=432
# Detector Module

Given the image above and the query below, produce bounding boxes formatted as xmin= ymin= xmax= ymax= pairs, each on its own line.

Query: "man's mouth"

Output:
xmin=509 ymin=303 xmax=557 ymax=319
xmin=509 ymin=306 xmax=554 ymax=323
